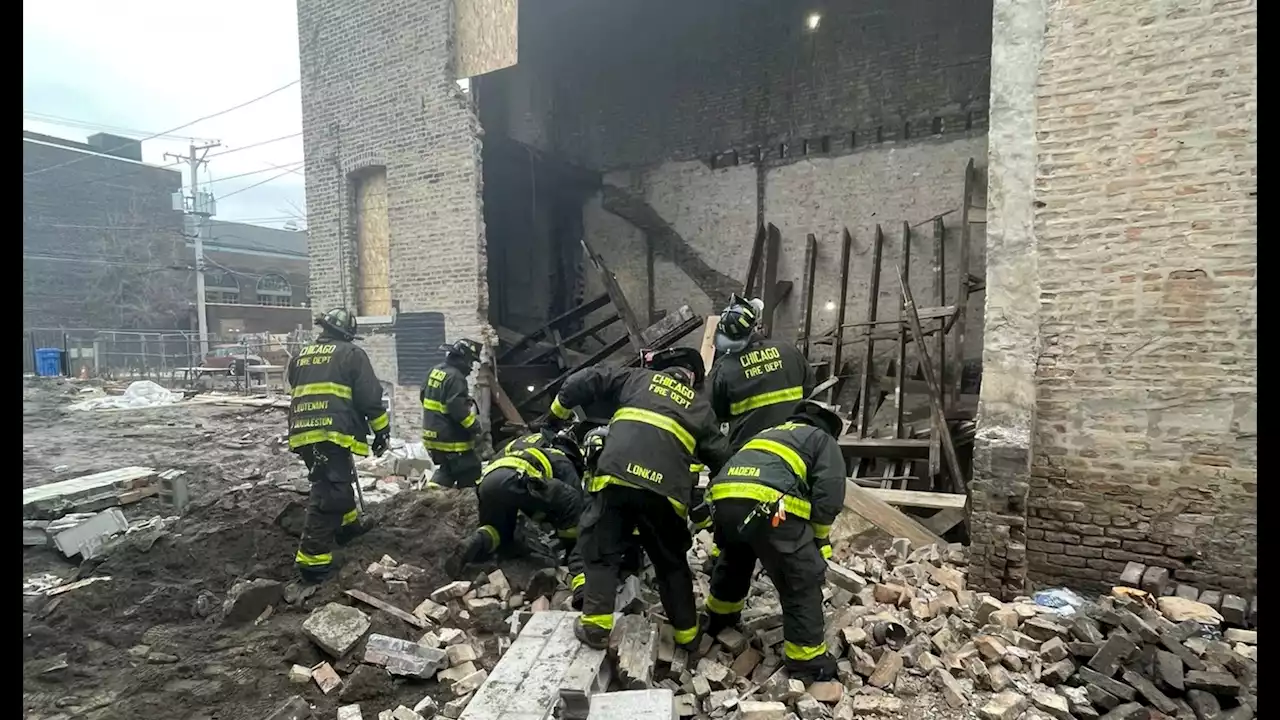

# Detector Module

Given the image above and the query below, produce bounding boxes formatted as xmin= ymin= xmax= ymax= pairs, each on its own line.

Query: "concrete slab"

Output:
xmin=23 ymin=466 xmax=156 ymax=510
xmin=459 ymin=611 xmax=606 ymax=720
xmin=51 ymin=507 xmax=129 ymax=559
xmin=587 ymin=689 xmax=675 ymax=720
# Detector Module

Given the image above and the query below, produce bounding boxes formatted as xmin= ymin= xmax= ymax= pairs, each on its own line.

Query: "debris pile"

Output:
xmin=66 ymin=380 xmax=185 ymax=411
xmin=1115 ymin=561 xmax=1256 ymax=631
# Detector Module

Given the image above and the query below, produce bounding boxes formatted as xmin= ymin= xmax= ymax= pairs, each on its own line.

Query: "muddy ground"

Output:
xmin=21 ymin=378 xmax=526 ymax=720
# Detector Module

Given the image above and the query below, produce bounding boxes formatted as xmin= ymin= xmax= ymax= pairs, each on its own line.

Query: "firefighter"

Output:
xmin=708 ymin=295 xmax=816 ymax=451
xmin=549 ymin=347 xmax=733 ymax=650
xmin=500 ymin=428 xmax=585 ymax=491
xmin=422 ymin=338 xmax=484 ymax=489
xmin=702 ymin=399 xmax=847 ymax=682
xmin=445 ymin=445 xmax=586 ymax=587
xmin=287 ymin=308 xmax=391 ymax=584
xmin=576 ymin=426 xmax=646 ymax=605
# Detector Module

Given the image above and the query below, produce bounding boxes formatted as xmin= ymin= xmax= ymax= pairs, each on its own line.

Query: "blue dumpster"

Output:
xmin=35 ymin=348 xmax=63 ymax=377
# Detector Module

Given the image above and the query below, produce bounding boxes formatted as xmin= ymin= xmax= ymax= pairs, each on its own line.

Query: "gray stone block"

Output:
xmin=303 ymin=603 xmax=370 ymax=658
xmin=587 ymin=689 xmax=675 ymax=720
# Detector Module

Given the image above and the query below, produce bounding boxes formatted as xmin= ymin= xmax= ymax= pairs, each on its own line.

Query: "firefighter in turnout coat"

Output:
xmin=549 ymin=347 xmax=733 ymax=651
xmin=287 ymin=308 xmax=390 ymax=583
xmin=703 ymin=399 xmax=847 ymax=682
xmin=422 ymin=338 xmax=484 ymax=488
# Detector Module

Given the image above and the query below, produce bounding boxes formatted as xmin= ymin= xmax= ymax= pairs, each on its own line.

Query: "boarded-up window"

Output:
xmin=354 ymin=168 xmax=392 ymax=316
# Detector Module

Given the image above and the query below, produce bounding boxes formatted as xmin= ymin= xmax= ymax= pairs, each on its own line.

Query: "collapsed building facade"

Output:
xmin=296 ymin=0 xmax=1256 ymax=599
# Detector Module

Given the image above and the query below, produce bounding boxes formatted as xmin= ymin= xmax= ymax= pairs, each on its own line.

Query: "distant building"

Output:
xmin=194 ymin=219 xmax=312 ymax=337
xmin=22 ymin=130 xmax=187 ymax=331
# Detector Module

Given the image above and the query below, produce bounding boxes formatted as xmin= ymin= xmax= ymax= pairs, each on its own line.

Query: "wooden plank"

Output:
xmin=854 ymin=225 xmax=885 ymax=438
xmin=484 ymin=367 xmax=526 ymax=428
xmin=842 ymin=480 xmax=944 ymax=548
xmin=894 ymin=263 xmax=968 ymax=496
xmin=950 ymin=158 xmax=976 ymax=409
xmin=838 ymin=437 xmax=931 ymax=460
xmin=742 ymin=223 xmax=766 ymax=297
xmin=523 ymin=314 xmax=621 ymax=365
xmin=893 ymin=222 xmax=911 ymax=443
xmin=922 ymin=507 xmax=968 ymax=535
xmin=800 ymin=233 xmax=818 ymax=358
xmin=498 ymin=294 xmax=610 ymax=364
xmin=581 ymin=238 xmax=645 ymax=352
xmin=865 ymin=488 xmax=967 ymax=510
xmin=344 ymin=589 xmax=428 ymax=629
xmin=828 ymin=229 xmax=853 ymax=402
xmin=699 ymin=316 xmax=719 ymax=377
xmin=761 ymin=223 xmax=781 ymax=336
xmin=930 ymin=217 xmax=947 ymax=484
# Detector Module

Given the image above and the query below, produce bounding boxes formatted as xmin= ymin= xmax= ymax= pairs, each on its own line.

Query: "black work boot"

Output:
xmin=785 ymin=653 xmax=839 ymax=683
xmin=335 ymin=520 xmax=372 ymax=547
xmin=702 ymin=610 xmax=742 ymax=639
xmin=445 ymin=531 xmax=489 ymax=579
xmin=297 ymin=557 xmax=344 ymax=586
xmin=574 ymin=620 xmax=611 ymax=650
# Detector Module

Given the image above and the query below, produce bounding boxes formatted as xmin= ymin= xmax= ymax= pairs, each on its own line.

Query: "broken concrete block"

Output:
xmin=450 ymin=669 xmax=487 ymax=697
xmin=738 ymin=700 xmax=787 ymax=720
xmin=730 ymin=646 xmax=762 ymax=678
xmin=389 ymin=707 xmax=424 ymax=720
xmin=616 ymin=574 xmax=645 ymax=614
xmin=715 ymin=627 xmax=748 ymax=655
xmin=441 ymin=693 xmax=471 ymax=718
xmin=302 ymin=603 xmax=371 ymax=658
xmin=1221 ymin=594 xmax=1248 ymax=626
xmin=826 ymin=562 xmax=867 ymax=594
xmin=1224 ymin=628 xmax=1256 ymax=644
xmin=806 ymin=680 xmax=843 ymax=704
xmin=615 ymin=615 xmax=659 ymax=689
xmin=22 ymin=520 xmax=50 ymax=547
xmin=1076 ymin=666 xmax=1137 ymax=702
xmin=933 ymin=668 xmax=968 ymax=708
xmin=311 ymin=661 xmax=341 ymax=694
xmin=849 ymin=695 xmax=904 ymax=715
xmin=336 ymin=705 xmax=363 ymax=720
xmin=413 ymin=598 xmax=451 ymax=624
xmin=795 ymin=694 xmax=823 ymax=720
xmin=1140 ymin=565 xmax=1171 ymax=596
xmin=1154 ymin=649 xmax=1185 ymax=694
xmin=438 ymin=627 xmax=466 ymax=646
xmin=694 ymin=657 xmax=731 ymax=689
xmin=867 ymin=650 xmax=902 ymax=688
xmin=1118 ymin=562 xmax=1146 ymax=587
xmin=1184 ymin=669 xmax=1242 ymax=697
xmin=363 ymin=633 xmax=449 ymax=679
xmin=1088 ymin=633 xmax=1138 ymax=675
xmin=1097 ymin=702 xmax=1147 ymax=720
xmin=438 ymin=661 xmax=477 ymax=684
xmin=1121 ymin=669 xmax=1178 ymax=715
xmin=1039 ymin=658 xmax=1076 ymax=686
xmin=288 ymin=664 xmax=313 ymax=683
xmin=1030 ymin=689 xmax=1071 ymax=720
xmin=1174 ymin=584 xmax=1201 ymax=601
xmin=977 ymin=690 xmax=1027 ymax=720
xmin=52 ymin=507 xmax=129 ymax=559
xmin=264 ymin=695 xmax=313 ymax=720
xmin=432 ymin=581 xmax=471 ymax=603
xmin=446 ymin=643 xmax=478 ymax=666
xmin=222 ymin=578 xmax=283 ymax=624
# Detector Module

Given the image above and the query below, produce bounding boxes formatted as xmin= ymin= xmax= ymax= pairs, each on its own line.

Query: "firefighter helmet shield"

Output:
xmin=717 ymin=294 xmax=761 ymax=343
xmin=644 ymin=346 xmax=706 ymax=388
xmin=789 ymin=399 xmax=846 ymax=439
xmin=441 ymin=338 xmax=482 ymax=365
xmin=316 ymin=308 xmax=358 ymax=340
xmin=550 ymin=429 xmax=586 ymax=475
xmin=582 ymin=426 xmax=609 ymax=470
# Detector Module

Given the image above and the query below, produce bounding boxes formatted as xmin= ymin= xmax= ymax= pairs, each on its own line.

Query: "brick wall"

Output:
xmin=23 ymin=136 xmax=187 ymax=331
xmin=298 ymin=0 xmax=491 ymax=438
xmin=974 ymin=0 xmax=1257 ymax=597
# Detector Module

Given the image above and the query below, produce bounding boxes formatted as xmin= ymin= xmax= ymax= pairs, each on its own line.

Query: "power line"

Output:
xmin=205 ymin=132 xmax=302 ymax=159
xmin=22 ymin=111 xmax=218 ymax=143
xmin=31 ymin=141 xmax=304 ymax=194
xmin=217 ymin=166 xmax=302 ymax=200
xmin=23 ymin=79 xmax=300 ymax=178
xmin=203 ymin=161 xmax=305 ymax=186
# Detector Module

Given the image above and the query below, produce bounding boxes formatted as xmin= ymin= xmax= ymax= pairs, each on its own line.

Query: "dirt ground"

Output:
xmin=21 ymin=378 xmax=521 ymax=720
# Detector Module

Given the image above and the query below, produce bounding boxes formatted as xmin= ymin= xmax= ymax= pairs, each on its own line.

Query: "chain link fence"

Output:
xmin=23 ymin=327 xmax=316 ymax=391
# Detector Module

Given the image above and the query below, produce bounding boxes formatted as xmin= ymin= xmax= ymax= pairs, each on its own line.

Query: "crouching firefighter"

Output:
xmin=422 ymin=338 xmax=484 ymax=489
xmin=287 ymin=308 xmax=391 ymax=584
xmin=703 ymin=399 xmax=847 ymax=682
xmin=549 ymin=347 xmax=733 ymax=651
xmin=446 ymin=446 xmax=585 ymax=589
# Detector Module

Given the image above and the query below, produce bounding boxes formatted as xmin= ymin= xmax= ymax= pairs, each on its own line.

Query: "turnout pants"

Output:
xmin=707 ymin=498 xmax=828 ymax=665
xmin=578 ymin=485 xmax=699 ymax=645
xmin=428 ymin=450 xmax=482 ymax=489
xmin=295 ymin=442 xmax=362 ymax=580
xmin=464 ymin=474 xmax=584 ymax=581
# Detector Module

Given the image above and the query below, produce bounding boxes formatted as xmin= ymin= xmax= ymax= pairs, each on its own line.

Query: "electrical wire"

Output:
xmin=217 ymin=166 xmax=302 ymax=200
xmin=22 ymin=111 xmax=217 ymax=143
xmin=23 ymin=78 xmax=300 ymax=178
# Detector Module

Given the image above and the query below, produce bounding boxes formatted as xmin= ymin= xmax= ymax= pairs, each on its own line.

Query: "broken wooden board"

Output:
xmin=460 ymin=611 xmax=607 ymax=720
xmin=23 ymin=467 xmax=158 ymax=518
xmin=921 ymin=506 xmax=968 ymax=535
xmin=698 ymin=316 xmax=718 ymax=374
xmin=344 ymin=589 xmax=428 ymax=629
xmin=864 ymin=488 xmax=966 ymax=510
xmin=842 ymin=481 xmax=945 ymax=548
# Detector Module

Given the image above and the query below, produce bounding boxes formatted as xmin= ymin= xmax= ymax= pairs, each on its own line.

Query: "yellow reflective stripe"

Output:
xmin=295 ymin=550 xmax=332 ymax=567
xmin=550 ymin=397 xmax=573 ymax=420
xmin=690 ymin=463 xmax=706 ymax=473
xmin=557 ymin=526 xmax=579 ymax=540
xmin=369 ymin=412 xmax=390 ymax=432
xmin=292 ymin=382 xmax=353 ymax=399
xmin=290 ymin=430 xmax=371 ymax=456
xmin=423 ymin=439 xmax=475 ymax=452
xmin=692 ymin=517 xmax=712 ymax=530
xmin=461 ymin=413 xmax=477 ymax=429
xmin=673 ymin=626 xmax=699 ymax=644
xmin=741 ymin=438 xmax=808 ymax=483
xmin=525 ymin=449 xmax=554 ymax=479
xmin=484 ymin=456 xmax=544 ymax=479
xmin=710 ymin=544 xmax=721 ymax=558
xmin=784 ymin=641 xmax=828 ymax=661
xmin=570 ymin=573 xmax=586 ymax=590
xmin=422 ymin=399 xmax=448 ymax=413
xmin=728 ymin=385 xmax=804 ymax=417
xmin=632 ymin=528 xmax=641 ymax=536
xmin=706 ymin=594 xmax=744 ymax=614
xmin=581 ymin=614 xmax=614 ymax=630
xmin=820 ymin=544 xmax=833 ymax=559
xmin=611 ymin=407 xmax=695 ymax=454
xmin=707 ymin=482 xmax=811 ymax=520
xmin=479 ymin=524 xmax=500 ymax=550
xmin=811 ymin=523 xmax=832 ymax=539
xmin=588 ymin=475 xmax=687 ymax=517
xmin=342 ymin=509 xmax=359 ymax=526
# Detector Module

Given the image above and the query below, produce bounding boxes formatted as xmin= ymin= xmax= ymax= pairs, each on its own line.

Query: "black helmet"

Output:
xmin=644 ymin=346 xmax=706 ymax=388
xmin=550 ymin=429 xmax=585 ymax=475
xmin=441 ymin=338 xmax=482 ymax=365
xmin=582 ymin=426 xmax=609 ymax=470
xmin=316 ymin=307 xmax=358 ymax=341
xmin=717 ymin=294 xmax=762 ymax=343
xmin=788 ymin=399 xmax=845 ymax=439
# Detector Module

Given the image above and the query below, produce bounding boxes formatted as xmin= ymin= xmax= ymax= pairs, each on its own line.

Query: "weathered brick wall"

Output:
xmin=298 ymin=0 xmax=490 ymax=438
xmin=23 ymin=138 xmax=187 ymax=331
xmin=975 ymin=0 xmax=1257 ymax=597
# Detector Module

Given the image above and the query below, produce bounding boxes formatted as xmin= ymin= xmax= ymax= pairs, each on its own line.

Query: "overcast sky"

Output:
xmin=22 ymin=0 xmax=306 ymax=230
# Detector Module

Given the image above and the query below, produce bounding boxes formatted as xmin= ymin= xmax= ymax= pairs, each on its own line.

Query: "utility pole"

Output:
xmin=166 ymin=142 xmax=221 ymax=358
